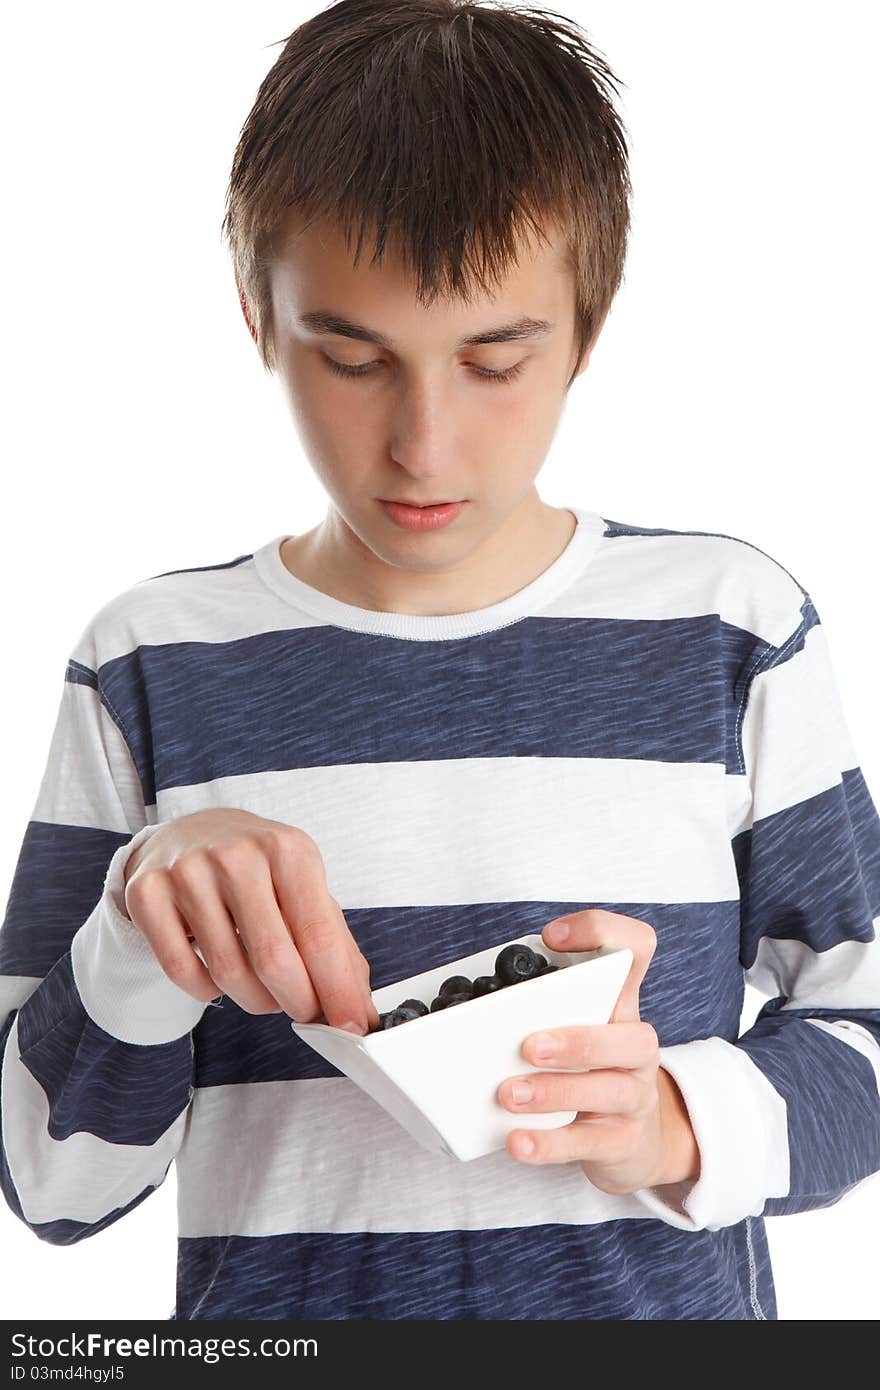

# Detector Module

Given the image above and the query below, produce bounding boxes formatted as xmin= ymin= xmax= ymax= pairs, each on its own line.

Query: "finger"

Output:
xmin=498 ymin=1067 xmax=647 ymax=1118
xmin=270 ymin=837 xmax=379 ymax=1034
xmin=318 ymin=895 xmax=379 ymax=1031
xmin=506 ymin=1114 xmax=639 ymax=1166
xmin=542 ymin=909 xmax=657 ymax=1023
xmin=125 ymin=869 xmax=222 ymax=1004
xmin=519 ymin=1021 xmax=659 ymax=1072
xmin=173 ymin=852 xmax=299 ymax=1016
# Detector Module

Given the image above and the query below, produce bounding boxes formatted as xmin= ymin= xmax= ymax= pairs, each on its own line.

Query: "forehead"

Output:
xmin=268 ymin=206 xmax=573 ymax=328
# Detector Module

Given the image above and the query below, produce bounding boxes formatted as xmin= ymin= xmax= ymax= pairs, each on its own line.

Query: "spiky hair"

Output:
xmin=222 ymin=0 xmax=632 ymax=387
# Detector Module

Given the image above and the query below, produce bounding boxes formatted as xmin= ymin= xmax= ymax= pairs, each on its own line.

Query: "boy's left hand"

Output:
xmin=497 ymin=910 xmax=700 ymax=1195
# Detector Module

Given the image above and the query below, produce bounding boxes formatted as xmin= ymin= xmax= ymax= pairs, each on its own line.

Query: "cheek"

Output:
xmin=282 ymin=354 xmax=373 ymax=451
xmin=478 ymin=383 xmax=560 ymax=458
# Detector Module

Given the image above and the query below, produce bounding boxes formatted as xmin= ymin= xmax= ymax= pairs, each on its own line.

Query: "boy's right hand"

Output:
xmin=122 ymin=808 xmax=379 ymax=1035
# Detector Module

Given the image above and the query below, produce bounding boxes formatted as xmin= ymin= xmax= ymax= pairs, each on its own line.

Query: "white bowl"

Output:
xmin=291 ymin=933 xmax=633 ymax=1162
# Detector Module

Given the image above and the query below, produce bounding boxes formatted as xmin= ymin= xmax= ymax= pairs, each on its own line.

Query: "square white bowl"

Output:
xmin=290 ymin=932 xmax=633 ymax=1161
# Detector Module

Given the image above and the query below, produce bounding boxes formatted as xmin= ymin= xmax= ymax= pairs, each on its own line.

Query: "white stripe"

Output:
xmin=805 ymin=1019 xmax=880 ymax=1097
xmin=30 ymin=679 xmax=146 ymax=835
xmin=1 ymin=1012 xmax=186 ymax=1225
xmin=79 ymin=528 xmax=803 ymax=665
xmin=740 ymin=625 xmax=859 ymax=821
xmin=70 ymin=829 xmax=209 ymax=1046
xmin=746 ymin=930 xmax=880 ymax=1010
xmin=175 ymin=1075 xmax=679 ymax=1239
xmin=0 ymin=976 xmax=42 ymax=1020
xmin=154 ymin=756 xmax=738 ymax=908
xmin=634 ymin=1038 xmax=791 ymax=1231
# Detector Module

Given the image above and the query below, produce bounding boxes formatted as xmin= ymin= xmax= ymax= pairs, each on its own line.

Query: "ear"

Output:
xmin=235 ymin=273 xmax=258 ymax=346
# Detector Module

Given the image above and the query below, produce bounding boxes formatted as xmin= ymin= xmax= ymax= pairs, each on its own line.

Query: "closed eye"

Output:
xmin=321 ymin=355 xmax=526 ymax=385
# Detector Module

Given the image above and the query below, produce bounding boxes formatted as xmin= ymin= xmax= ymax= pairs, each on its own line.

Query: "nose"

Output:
xmin=388 ymin=373 xmax=455 ymax=481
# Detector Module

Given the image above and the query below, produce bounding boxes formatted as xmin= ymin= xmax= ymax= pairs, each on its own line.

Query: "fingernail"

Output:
xmin=511 ymin=1081 xmax=534 ymax=1104
xmin=519 ymin=1134 xmax=536 ymax=1156
xmin=339 ymin=1020 xmax=364 ymax=1035
xmin=532 ymin=1032 xmax=556 ymax=1060
xmin=546 ymin=919 xmax=570 ymax=944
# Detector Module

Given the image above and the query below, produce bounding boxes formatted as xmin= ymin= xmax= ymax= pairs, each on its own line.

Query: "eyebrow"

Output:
xmin=296 ymin=310 xmax=554 ymax=350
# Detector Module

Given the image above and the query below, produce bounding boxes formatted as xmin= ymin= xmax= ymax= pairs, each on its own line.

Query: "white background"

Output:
xmin=1 ymin=1 xmax=877 ymax=1321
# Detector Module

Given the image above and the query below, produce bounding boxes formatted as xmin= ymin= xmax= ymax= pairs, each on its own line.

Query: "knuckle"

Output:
xmin=290 ymin=1001 xmax=323 ymax=1025
xmin=615 ymin=1114 xmax=642 ymax=1154
xmin=617 ymin=1075 xmax=642 ymax=1113
xmin=247 ymin=934 xmax=289 ymax=974
xmin=566 ymin=1078 xmax=587 ymax=1111
xmin=263 ymin=823 xmax=304 ymax=854
xmin=206 ymin=950 xmax=247 ymax=986
xmin=297 ymin=831 xmax=325 ymax=864
xmin=124 ymin=866 xmax=162 ymax=911
xmin=296 ymin=916 xmax=336 ymax=954
xmin=278 ymin=825 xmax=324 ymax=867
xmin=169 ymin=850 xmax=212 ymax=889
xmin=160 ymin=949 xmax=201 ymax=985
xmin=207 ymin=839 xmax=258 ymax=876
xmin=639 ymin=1021 xmax=660 ymax=1056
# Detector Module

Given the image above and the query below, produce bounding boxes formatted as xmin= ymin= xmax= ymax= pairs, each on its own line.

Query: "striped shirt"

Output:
xmin=2 ymin=505 xmax=879 ymax=1321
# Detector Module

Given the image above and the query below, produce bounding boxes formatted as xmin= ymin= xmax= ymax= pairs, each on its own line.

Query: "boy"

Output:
xmin=1 ymin=0 xmax=879 ymax=1322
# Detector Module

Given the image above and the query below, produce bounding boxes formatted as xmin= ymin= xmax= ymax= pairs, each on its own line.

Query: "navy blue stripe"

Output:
xmin=0 ymin=1006 xmax=177 ymax=1244
xmin=766 ymin=593 xmax=818 ymax=658
xmin=737 ymin=1013 xmax=880 ymax=1215
xmin=15 ymin=951 xmax=195 ymax=1144
xmin=14 ymin=1181 xmax=173 ymax=1248
xmin=0 ymin=822 xmax=130 ymax=976
xmin=144 ymin=553 xmax=254 ymax=581
xmin=65 ymin=658 xmax=98 ymax=689
xmin=754 ymin=997 xmax=880 ymax=1047
xmin=734 ymin=768 xmax=880 ymax=970
xmin=96 ymin=613 xmax=769 ymax=804
xmin=174 ymin=1217 xmax=776 ymax=1320
xmin=192 ymin=898 xmax=745 ymax=1088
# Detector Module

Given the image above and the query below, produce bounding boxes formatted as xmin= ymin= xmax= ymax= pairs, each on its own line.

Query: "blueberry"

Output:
xmin=377 ymin=1009 xmax=406 ymax=1029
xmin=495 ymin=944 xmax=544 ymax=985
xmin=397 ymin=998 xmax=429 ymax=1018
xmin=438 ymin=975 xmax=474 ymax=999
xmin=430 ymin=991 xmax=471 ymax=1011
xmin=539 ymin=964 xmax=559 ymax=974
xmin=472 ymin=974 xmax=503 ymax=996
xmin=533 ymin=954 xmax=548 ymax=969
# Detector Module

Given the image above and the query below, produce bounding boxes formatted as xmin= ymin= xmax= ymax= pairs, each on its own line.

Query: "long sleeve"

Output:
xmin=634 ymin=588 xmax=880 ymax=1231
xmin=0 ymin=624 xmax=209 ymax=1245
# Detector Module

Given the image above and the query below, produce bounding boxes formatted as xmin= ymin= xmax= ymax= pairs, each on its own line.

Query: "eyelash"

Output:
xmin=322 ymin=355 xmax=526 ymax=385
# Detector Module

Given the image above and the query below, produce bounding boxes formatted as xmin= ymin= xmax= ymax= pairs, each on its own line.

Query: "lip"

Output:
xmin=378 ymin=499 xmax=466 ymax=531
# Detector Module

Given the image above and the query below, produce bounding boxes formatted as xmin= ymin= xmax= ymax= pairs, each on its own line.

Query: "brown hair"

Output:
xmin=221 ymin=0 xmax=632 ymax=388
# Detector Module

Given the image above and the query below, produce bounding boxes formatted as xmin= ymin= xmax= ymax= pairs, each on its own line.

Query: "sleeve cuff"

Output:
xmin=629 ymin=1038 xmax=791 ymax=1231
xmin=69 ymin=824 xmax=211 ymax=1047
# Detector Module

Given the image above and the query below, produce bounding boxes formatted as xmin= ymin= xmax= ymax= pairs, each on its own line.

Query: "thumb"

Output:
xmin=542 ymin=908 xmax=657 ymax=1024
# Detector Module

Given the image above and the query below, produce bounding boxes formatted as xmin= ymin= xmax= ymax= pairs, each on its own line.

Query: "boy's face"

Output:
xmin=261 ymin=208 xmax=596 ymax=579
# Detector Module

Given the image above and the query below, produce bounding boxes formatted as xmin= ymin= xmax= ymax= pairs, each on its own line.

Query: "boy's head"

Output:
xmin=222 ymin=0 xmax=630 ymax=572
